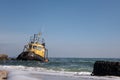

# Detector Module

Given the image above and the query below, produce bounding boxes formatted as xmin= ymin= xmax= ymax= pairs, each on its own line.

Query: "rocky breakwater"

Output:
xmin=92 ymin=61 xmax=120 ymax=76
xmin=0 ymin=54 xmax=8 ymax=61
xmin=0 ymin=54 xmax=8 ymax=80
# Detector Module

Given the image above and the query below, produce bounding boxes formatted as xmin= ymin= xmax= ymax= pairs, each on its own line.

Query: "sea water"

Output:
xmin=0 ymin=58 xmax=120 ymax=80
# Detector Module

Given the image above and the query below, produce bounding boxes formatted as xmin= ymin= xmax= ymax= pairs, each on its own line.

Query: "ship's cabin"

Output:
xmin=23 ymin=42 xmax=44 ymax=51
xmin=28 ymin=43 xmax=44 ymax=51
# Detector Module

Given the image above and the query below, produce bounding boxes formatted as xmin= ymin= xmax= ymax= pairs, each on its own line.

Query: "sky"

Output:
xmin=0 ymin=0 xmax=120 ymax=58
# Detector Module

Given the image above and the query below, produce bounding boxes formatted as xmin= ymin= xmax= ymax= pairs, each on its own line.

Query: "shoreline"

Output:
xmin=0 ymin=57 xmax=120 ymax=80
xmin=0 ymin=69 xmax=120 ymax=80
xmin=6 ymin=69 xmax=120 ymax=80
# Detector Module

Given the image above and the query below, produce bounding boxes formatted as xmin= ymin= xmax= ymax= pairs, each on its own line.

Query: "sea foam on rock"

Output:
xmin=92 ymin=61 xmax=120 ymax=76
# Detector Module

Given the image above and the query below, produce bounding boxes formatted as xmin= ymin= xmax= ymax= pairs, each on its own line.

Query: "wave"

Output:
xmin=0 ymin=65 xmax=91 ymax=76
xmin=1 ymin=65 xmax=120 ymax=80
xmin=0 ymin=59 xmax=93 ymax=72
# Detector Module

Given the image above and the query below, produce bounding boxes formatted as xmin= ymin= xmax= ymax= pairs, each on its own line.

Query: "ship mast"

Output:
xmin=30 ymin=33 xmax=41 ymax=43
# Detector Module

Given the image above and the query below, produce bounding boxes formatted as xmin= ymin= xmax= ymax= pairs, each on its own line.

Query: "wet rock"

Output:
xmin=0 ymin=54 xmax=8 ymax=60
xmin=92 ymin=61 xmax=120 ymax=76
xmin=0 ymin=70 xmax=8 ymax=80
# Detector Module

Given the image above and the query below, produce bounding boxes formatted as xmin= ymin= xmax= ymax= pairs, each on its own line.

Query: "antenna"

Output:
xmin=30 ymin=36 xmax=33 ymax=43
xmin=37 ymin=32 xmax=41 ymax=42
xmin=38 ymin=25 xmax=46 ymax=43
xmin=42 ymin=38 xmax=45 ymax=47
xmin=39 ymin=25 xmax=45 ymax=36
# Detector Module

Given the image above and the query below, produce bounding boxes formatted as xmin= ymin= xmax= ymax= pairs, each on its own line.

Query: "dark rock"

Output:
xmin=10 ymin=58 xmax=16 ymax=60
xmin=0 ymin=54 xmax=8 ymax=60
xmin=92 ymin=61 xmax=120 ymax=76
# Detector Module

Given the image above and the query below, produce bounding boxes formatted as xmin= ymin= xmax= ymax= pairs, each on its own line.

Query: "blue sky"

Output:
xmin=0 ymin=0 xmax=120 ymax=58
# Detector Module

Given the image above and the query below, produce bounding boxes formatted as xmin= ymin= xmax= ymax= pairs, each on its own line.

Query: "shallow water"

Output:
xmin=0 ymin=58 xmax=120 ymax=80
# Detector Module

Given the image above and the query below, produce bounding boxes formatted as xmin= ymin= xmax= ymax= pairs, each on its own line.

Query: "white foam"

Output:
xmin=75 ymin=72 xmax=91 ymax=76
xmin=0 ymin=65 xmax=90 ymax=76
xmin=0 ymin=65 xmax=46 ymax=72
xmin=8 ymin=71 xmax=41 ymax=80
xmin=1 ymin=65 xmax=120 ymax=80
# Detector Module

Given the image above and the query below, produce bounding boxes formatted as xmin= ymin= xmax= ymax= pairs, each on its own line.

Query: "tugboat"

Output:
xmin=17 ymin=33 xmax=48 ymax=62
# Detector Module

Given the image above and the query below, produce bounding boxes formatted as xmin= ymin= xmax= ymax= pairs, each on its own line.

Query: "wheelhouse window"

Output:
xmin=37 ymin=46 xmax=42 ymax=50
xmin=33 ymin=46 xmax=37 ymax=49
